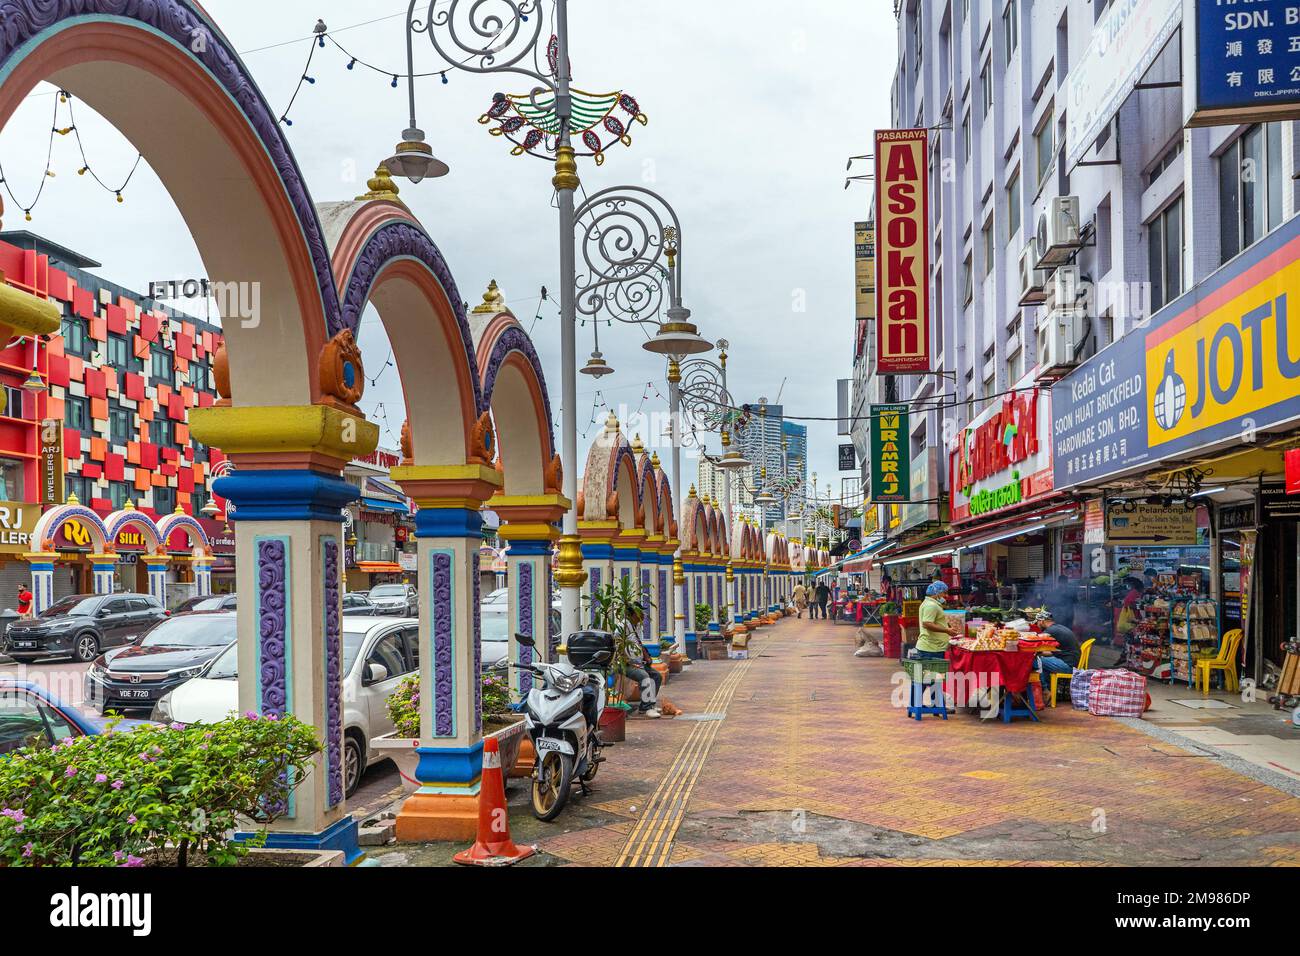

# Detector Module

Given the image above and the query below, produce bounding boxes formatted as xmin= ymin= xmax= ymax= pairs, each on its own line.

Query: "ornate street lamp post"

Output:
xmin=392 ymin=0 xmax=708 ymax=636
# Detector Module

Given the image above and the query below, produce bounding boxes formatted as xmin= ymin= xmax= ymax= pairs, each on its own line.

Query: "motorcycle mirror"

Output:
xmin=514 ymin=632 xmax=536 ymax=648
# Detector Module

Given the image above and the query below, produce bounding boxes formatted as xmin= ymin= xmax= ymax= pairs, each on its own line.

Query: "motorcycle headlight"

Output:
xmin=551 ymin=671 xmax=583 ymax=694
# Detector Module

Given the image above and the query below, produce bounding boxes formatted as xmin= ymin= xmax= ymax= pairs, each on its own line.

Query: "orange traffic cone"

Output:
xmin=453 ymin=735 xmax=536 ymax=866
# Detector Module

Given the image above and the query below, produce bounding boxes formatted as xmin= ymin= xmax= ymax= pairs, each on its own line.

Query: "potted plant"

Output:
xmin=373 ymin=670 xmax=526 ymax=793
xmin=584 ymin=576 xmax=653 ymax=739
xmin=0 ymin=714 xmax=328 ymax=867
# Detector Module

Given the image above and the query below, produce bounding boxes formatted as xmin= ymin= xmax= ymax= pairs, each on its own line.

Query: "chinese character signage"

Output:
xmin=39 ymin=418 xmax=63 ymax=507
xmin=1186 ymin=0 xmax=1300 ymax=127
xmin=869 ymin=404 xmax=909 ymax=503
xmin=1051 ymin=212 xmax=1300 ymax=488
xmin=854 ymin=221 xmax=876 ymax=323
xmin=1065 ymin=0 xmax=1181 ymax=168
xmin=874 ymin=129 xmax=930 ymax=374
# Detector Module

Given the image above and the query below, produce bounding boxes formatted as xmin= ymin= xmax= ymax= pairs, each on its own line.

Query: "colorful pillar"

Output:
xmin=140 ymin=556 xmax=170 ymax=606
xmin=192 ymin=556 xmax=214 ymax=596
xmin=89 ymin=554 xmax=118 ymax=595
xmin=23 ymin=552 xmax=58 ymax=614
xmin=578 ymin=521 xmax=616 ymax=628
xmin=390 ymin=464 xmax=502 ymax=842
xmin=494 ymin=494 xmax=567 ymax=702
xmin=194 ymin=403 xmax=378 ymax=865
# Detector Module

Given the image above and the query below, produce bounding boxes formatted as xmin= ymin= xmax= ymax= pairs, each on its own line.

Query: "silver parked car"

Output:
xmin=152 ymin=617 xmax=421 ymax=797
xmin=367 ymin=583 xmax=418 ymax=616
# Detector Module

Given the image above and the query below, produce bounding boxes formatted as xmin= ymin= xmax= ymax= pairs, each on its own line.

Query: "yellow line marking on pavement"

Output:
xmin=615 ymin=640 xmax=766 ymax=867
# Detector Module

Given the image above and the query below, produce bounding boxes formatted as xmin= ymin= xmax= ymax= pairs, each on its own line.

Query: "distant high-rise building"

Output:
xmin=736 ymin=402 xmax=792 ymax=525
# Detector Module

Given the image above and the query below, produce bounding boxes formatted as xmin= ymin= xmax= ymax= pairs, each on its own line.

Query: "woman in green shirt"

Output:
xmin=915 ymin=581 xmax=961 ymax=658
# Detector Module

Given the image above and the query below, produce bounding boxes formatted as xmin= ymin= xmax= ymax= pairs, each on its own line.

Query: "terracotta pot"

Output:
xmin=651 ymin=661 xmax=669 ymax=685
xmin=667 ymin=654 xmax=683 ymax=674
xmin=599 ymin=706 xmax=628 ymax=742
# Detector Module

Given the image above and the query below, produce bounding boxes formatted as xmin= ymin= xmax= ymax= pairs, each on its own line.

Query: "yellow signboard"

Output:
xmin=39 ymin=418 xmax=63 ymax=507
xmin=1104 ymin=502 xmax=1198 ymax=547
xmin=0 ymin=501 xmax=40 ymax=554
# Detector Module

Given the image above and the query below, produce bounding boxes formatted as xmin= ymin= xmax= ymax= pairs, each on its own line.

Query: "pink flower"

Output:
xmin=127 ymin=815 xmax=137 ymax=824
xmin=113 ymin=851 xmax=125 ymax=861
xmin=168 ymin=722 xmax=185 ymax=730
xmin=244 ymin=711 xmax=259 ymax=720
xmin=111 ymin=779 xmax=124 ymax=790
xmin=21 ymin=843 xmax=32 ymax=859
xmin=64 ymin=766 xmax=76 ymax=777
xmin=95 ymin=773 xmax=108 ymax=784
xmin=122 ymin=855 xmax=144 ymax=867
xmin=14 ymin=824 xmax=23 ymax=834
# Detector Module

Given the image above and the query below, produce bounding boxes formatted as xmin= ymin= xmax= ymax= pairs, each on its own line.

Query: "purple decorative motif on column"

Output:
xmin=658 ymin=569 xmax=668 ymax=632
xmin=547 ymin=567 xmax=559 ymax=659
xmin=518 ymin=562 xmax=534 ymax=695
xmin=473 ymin=552 xmax=482 ymax=735
xmin=323 ymin=539 xmax=343 ymax=809
xmin=589 ymin=567 xmax=601 ymax=629
xmin=695 ymin=576 xmax=701 ymax=606
xmin=257 ymin=539 xmax=288 ymax=717
xmin=640 ymin=569 xmax=651 ymax=640
xmin=432 ymin=552 xmax=454 ymax=737
xmin=706 ymin=577 xmax=713 ymax=608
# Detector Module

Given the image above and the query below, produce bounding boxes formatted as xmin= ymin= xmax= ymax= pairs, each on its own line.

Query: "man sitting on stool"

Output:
xmin=1036 ymin=613 xmax=1084 ymax=692
xmin=625 ymin=644 xmax=662 ymax=719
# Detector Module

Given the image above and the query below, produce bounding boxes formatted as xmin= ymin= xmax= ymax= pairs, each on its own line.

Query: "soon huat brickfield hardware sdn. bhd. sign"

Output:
xmin=1052 ymin=212 xmax=1300 ymax=488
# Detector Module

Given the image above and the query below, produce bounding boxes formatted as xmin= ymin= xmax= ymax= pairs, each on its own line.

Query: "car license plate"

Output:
xmin=13 ymin=641 xmax=35 ymax=649
xmin=118 ymin=689 xmax=153 ymax=700
xmin=534 ymin=737 xmax=572 ymax=755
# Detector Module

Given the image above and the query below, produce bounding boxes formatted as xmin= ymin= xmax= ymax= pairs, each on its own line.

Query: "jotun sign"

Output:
xmin=874 ymin=129 xmax=931 ymax=374
xmin=1053 ymin=211 xmax=1300 ymax=488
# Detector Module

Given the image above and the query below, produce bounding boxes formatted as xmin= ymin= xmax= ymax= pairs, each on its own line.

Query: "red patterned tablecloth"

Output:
xmin=946 ymin=647 xmax=1036 ymax=693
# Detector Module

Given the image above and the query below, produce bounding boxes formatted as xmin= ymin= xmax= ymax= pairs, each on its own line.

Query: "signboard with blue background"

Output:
xmin=1187 ymin=0 xmax=1300 ymax=124
xmin=1052 ymin=212 xmax=1300 ymax=488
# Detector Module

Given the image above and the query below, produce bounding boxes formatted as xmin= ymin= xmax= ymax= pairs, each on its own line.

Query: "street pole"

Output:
xmin=668 ymin=360 xmax=686 ymax=654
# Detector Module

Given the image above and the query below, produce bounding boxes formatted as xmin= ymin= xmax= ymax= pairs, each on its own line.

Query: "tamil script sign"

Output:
xmin=1052 ymin=210 xmax=1300 ymax=488
xmin=1105 ymin=501 xmax=1198 ymax=546
xmin=870 ymin=404 xmax=909 ymax=503
xmin=1186 ymin=0 xmax=1300 ymax=127
xmin=1065 ymin=0 xmax=1182 ymax=168
xmin=951 ymin=388 xmax=1053 ymax=523
xmin=874 ymin=129 xmax=931 ymax=373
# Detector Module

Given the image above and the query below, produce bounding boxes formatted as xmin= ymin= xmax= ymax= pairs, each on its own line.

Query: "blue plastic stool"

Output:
xmin=1000 ymin=688 xmax=1040 ymax=723
xmin=907 ymin=678 xmax=948 ymax=720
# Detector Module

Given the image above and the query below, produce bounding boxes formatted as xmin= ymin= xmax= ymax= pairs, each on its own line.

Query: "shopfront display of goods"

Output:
xmin=955 ymin=623 xmax=1024 ymax=652
xmin=1168 ymin=599 xmax=1220 ymax=685
xmin=1123 ymin=597 xmax=1170 ymax=678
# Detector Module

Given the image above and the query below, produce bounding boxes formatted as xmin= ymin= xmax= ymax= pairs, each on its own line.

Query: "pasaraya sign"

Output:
xmin=870 ymin=404 xmax=909 ymax=503
xmin=1185 ymin=0 xmax=1300 ymax=127
xmin=874 ymin=129 xmax=931 ymax=374
xmin=1052 ymin=211 xmax=1300 ymax=488
xmin=951 ymin=387 xmax=1053 ymax=523
xmin=1065 ymin=0 xmax=1182 ymax=168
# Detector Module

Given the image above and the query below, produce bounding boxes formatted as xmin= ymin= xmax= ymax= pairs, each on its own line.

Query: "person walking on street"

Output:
xmin=814 ymin=581 xmax=831 ymax=620
xmin=792 ymin=582 xmax=809 ymax=618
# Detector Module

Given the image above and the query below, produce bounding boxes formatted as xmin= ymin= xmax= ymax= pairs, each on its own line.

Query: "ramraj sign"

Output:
xmin=870 ymin=404 xmax=909 ymax=503
xmin=874 ymin=129 xmax=930 ymax=374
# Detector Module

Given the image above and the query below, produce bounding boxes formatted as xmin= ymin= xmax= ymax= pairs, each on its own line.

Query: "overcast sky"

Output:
xmin=0 ymin=0 xmax=895 ymax=498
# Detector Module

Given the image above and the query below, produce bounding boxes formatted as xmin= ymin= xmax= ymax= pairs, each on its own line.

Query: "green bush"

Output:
xmin=694 ymin=603 xmax=714 ymax=632
xmin=0 ymin=714 xmax=320 ymax=867
xmin=386 ymin=671 xmax=513 ymax=739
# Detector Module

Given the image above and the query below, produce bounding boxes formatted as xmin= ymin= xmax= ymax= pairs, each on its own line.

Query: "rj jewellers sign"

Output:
xmin=1052 ymin=213 xmax=1300 ymax=488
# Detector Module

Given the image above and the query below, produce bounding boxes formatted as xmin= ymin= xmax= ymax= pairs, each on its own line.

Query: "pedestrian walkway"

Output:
xmin=369 ymin=616 xmax=1300 ymax=866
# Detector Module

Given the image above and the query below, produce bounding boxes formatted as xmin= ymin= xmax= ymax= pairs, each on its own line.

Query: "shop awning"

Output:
xmin=356 ymin=561 xmax=403 ymax=574
xmin=843 ymin=538 xmax=895 ymax=573
xmin=880 ymin=505 xmax=1081 ymax=568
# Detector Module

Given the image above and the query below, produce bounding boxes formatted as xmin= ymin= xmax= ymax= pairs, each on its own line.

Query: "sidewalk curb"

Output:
xmin=1117 ymin=714 xmax=1300 ymax=799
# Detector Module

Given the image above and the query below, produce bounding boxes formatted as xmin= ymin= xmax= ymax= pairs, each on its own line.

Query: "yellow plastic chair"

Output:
xmin=1049 ymin=638 xmax=1096 ymax=708
xmin=1196 ymin=629 xmax=1244 ymax=695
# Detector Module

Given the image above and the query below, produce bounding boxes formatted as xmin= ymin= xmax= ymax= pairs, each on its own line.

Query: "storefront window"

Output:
xmin=0 ymin=458 xmax=23 ymax=500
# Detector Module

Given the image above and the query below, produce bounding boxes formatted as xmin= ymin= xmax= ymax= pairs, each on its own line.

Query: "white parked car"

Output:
xmin=152 ymin=617 xmax=421 ymax=797
xmin=482 ymin=587 xmax=509 ymax=607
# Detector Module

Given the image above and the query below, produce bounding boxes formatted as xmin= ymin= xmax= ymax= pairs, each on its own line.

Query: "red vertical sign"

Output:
xmin=874 ymin=129 xmax=931 ymax=374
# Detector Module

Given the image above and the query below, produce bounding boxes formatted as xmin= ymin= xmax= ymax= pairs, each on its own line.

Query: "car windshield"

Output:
xmin=480 ymin=613 xmax=509 ymax=643
xmin=179 ymin=596 xmax=227 ymax=612
xmin=40 ymin=596 xmax=99 ymax=618
xmin=343 ymin=632 xmax=366 ymax=671
xmin=206 ymin=643 xmax=238 ymax=679
xmin=370 ymin=585 xmax=407 ymax=597
xmin=140 ymin=615 xmax=235 ymax=648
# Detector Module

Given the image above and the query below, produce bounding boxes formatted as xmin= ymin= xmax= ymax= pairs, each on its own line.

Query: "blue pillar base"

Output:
xmin=237 ymin=815 xmax=362 ymax=866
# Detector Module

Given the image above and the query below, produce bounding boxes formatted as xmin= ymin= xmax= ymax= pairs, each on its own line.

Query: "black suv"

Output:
xmin=4 ymin=593 xmax=169 ymax=663
xmin=84 ymin=611 xmax=235 ymax=713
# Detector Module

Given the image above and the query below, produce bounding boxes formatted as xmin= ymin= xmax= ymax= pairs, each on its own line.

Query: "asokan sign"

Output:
xmin=874 ymin=129 xmax=931 ymax=374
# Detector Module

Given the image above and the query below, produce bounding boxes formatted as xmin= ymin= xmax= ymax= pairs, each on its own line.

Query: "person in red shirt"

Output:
xmin=16 ymin=586 xmax=33 ymax=618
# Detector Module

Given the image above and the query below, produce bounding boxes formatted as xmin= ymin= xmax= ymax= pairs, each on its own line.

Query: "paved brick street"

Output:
xmin=372 ymin=616 xmax=1300 ymax=867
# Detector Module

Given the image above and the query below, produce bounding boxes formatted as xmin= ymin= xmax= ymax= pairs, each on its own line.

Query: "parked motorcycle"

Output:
xmin=511 ymin=630 xmax=614 ymax=821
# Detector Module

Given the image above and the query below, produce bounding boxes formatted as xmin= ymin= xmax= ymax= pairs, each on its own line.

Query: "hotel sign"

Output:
xmin=869 ymin=404 xmax=909 ymax=503
xmin=1052 ymin=213 xmax=1300 ymax=488
xmin=874 ymin=129 xmax=930 ymax=373
xmin=1065 ymin=0 xmax=1182 ymax=168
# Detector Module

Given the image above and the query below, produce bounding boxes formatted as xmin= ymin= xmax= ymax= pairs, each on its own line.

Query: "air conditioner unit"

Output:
xmin=1018 ymin=239 xmax=1048 ymax=306
xmin=1035 ymin=196 xmax=1082 ymax=269
xmin=1037 ymin=306 xmax=1085 ymax=380
xmin=1044 ymin=264 xmax=1082 ymax=313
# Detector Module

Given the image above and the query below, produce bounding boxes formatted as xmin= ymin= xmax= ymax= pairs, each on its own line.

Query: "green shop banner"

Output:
xmin=870 ymin=404 xmax=909 ymax=503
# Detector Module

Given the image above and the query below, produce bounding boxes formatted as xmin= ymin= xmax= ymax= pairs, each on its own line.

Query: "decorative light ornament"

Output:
xmin=382 ymin=127 xmax=449 ymax=183
xmin=580 ymin=349 xmax=612 ymax=378
xmin=21 ymin=369 xmax=45 ymax=392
